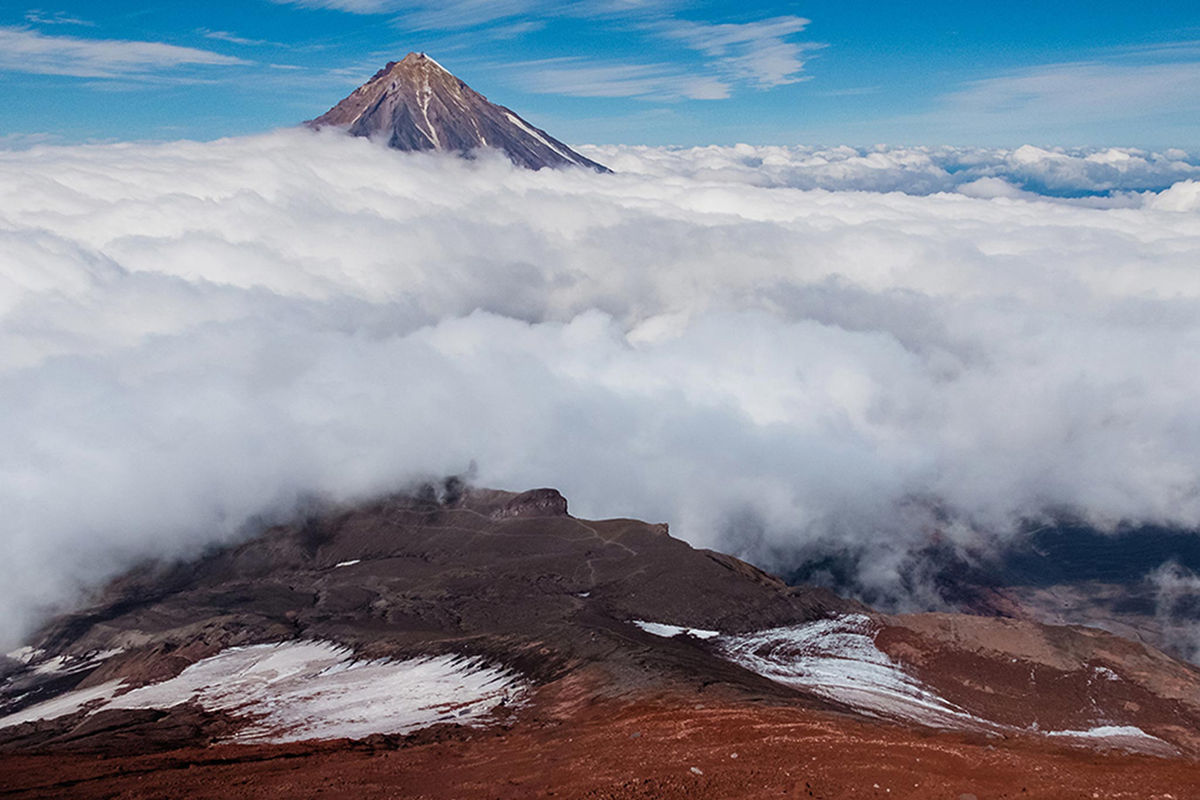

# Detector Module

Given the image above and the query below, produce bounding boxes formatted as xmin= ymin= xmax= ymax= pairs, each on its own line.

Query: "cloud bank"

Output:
xmin=2 ymin=130 xmax=1200 ymax=647
xmin=586 ymin=142 xmax=1200 ymax=197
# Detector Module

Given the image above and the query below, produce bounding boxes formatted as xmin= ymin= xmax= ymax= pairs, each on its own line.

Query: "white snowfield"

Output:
xmin=1046 ymin=725 xmax=1162 ymax=741
xmin=717 ymin=614 xmax=993 ymax=731
xmin=634 ymin=613 xmax=984 ymax=729
xmin=31 ymin=648 xmax=124 ymax=676
xmin=1044 ymin=725 xmax=1176 ymax=756
xmin=0 ymin=679 xmax=124 ymax=728
xmin=635 ymin=613 xmax=1174 ymax=753
xmin=0 ymin=641 xmax=524 ymax=743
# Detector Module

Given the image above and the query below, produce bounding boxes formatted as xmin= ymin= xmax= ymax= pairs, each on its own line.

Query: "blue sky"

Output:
xmin=1 ymin=1 xmax=1199 ymax=147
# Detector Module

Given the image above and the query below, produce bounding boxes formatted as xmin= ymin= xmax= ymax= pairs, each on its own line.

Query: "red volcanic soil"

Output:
xmin=2 ymin=695 xmax=1196 ymax=800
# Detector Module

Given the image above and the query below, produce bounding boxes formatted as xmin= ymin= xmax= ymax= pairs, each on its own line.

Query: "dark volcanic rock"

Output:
xmin=308 ymin=52 xmax=610 ymax=173
xmin=0 ymin=486 xmax=857 ymax=752
xmin=492 ymin=488 xmax=569 ymax=519
xmin=5 ymin=486 xmax=1200 ymax=761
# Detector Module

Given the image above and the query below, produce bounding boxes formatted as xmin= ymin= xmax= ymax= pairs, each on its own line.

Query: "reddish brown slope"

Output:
xmin=4 ymin=694 xmax=1199 ymax=800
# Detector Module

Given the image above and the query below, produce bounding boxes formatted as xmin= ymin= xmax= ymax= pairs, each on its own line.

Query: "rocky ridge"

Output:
xmin=3 ymin=485 xmax=1200 ymax=796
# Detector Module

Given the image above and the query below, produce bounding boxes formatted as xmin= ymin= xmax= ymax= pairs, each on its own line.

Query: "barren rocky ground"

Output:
xmin=5 ymin=694 xmax=1199 ymax=800
xmin=3 ymin=486 xmax=1199 ymax=798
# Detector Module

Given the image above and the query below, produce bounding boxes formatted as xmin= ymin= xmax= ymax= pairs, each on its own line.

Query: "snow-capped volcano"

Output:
xmin=308 ymin=52 xmax=610 ymax=173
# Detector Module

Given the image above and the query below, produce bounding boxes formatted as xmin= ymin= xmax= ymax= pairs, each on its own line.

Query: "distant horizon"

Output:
xmin=2 ymin=1 xmax=1199 ymax=149
xmin=6 ymin=120 xmax=1200 ymax=155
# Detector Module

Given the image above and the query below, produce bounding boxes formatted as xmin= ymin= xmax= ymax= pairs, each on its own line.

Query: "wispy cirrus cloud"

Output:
xmin=511 ymin=57 xmax=730 ymax=101
xmin=272 ymin=0 xmax=540 ymax=25
xmin=272 ymin=0 xmax=677 ymax=29
xmin=0 ymin=26 xmax=250 ymax=79
xmin=271 ymin=0 xmax=673 ymax=19
xmin=23 ymin=9 xmax=94 ymax=26
xmin=1108 ymin=39 xmax=1200 ymax=60
xmin=504 ymin=15 xmax=819 ymax=103
xmin=938 ymin=59 xmax=1200 ymax=129
xmin=399 ymin=0 xmax=542 ymax=30
xmin=198 ymin=28 xmax=274 ymax=47
xmin=270 ymin=0 xmax=816 ymax=98
xmin=484 ymin=20 xmax=548 ymax=39
xmin=270 ymin=0 xmax=399 ymax=11
xmin=654 ymin=16 xmax=819 ymax=89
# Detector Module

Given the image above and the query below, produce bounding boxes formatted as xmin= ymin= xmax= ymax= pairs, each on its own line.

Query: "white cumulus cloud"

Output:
xmin=583 ymin=142 xmax=1200 ymax=196
xmin=2 ymin=130 xmax=1200 ymax=646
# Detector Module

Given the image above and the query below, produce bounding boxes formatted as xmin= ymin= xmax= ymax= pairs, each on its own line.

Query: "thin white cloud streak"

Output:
xmin=24 ymin=10 xmax=95 ymax=27
xmin=0 ymin=26 xmax=250 ymax=79
xmin=511 ymin=57 xmax=730 ymax=100
xmin=1110 ymin=40 xmax=1200 ymax=60
xmin=932 ymin=60 xmax=1200 ymax=133
xmin=451 ymin=13 xmax=818 ymax=98
xmin=271 ymin=0 xmax=400 ymax=12
xmin=270 ymin=0 xmax=673 ymax=26
xmin=199 ymin=29 xmax=274 ymax=47
xmin=2 ymin=131 xmax=1200 ymax=647
xmin=271 ymin=1 xmax=808 ymax=96
xmin=398 ymin=0 xmax=546 ymax=30
xmin=654 ymin=16 xmax=817 ymax=89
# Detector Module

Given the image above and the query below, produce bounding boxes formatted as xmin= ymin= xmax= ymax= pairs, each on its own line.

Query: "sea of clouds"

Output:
xmin=2 ymin=129 xmax=1200 ymax=648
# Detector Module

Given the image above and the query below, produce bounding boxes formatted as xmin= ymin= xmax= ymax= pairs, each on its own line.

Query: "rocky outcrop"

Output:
xmin=491 ymin=488 xmax=569 ymax=519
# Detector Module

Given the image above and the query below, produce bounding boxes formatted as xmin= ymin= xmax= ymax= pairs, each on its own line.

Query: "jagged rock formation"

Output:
xmin=491 ymin=488 xmax=569 ymax=519
xmin=308 ymin=53 xmax=610 ymax=173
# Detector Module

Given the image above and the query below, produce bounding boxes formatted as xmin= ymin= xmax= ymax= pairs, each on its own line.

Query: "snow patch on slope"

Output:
xmin=633 ymin=620 xmax=720 ymax=639
xmin=0 ymin=680 xmax=123 ymax=728
xmin=635 ymin=613 xmax=991 ymax=730
xmin=5 ymin=647 xmax=39 ymax=665
xmin=634 ymin=613 xmax=1172 ymax=753
xmin=420 ymin=53 xmax=451 ymax=75
xmin=31 ymin=648 xmax=123 ymax=676
xmin=1046 ymin=724 xmax=1160 ymax=741
xmin=110 ymin=641 xmax=522 ymax=743
xmin=718 ymin=615 xmax=992 ymax=730
xmin=0 ymin=641 xmax=524 ymax=743
xmin=1045 ymin=725 xmax=1177 ymax=755
xmin=504 ymin=112 xmax=575 ymax=164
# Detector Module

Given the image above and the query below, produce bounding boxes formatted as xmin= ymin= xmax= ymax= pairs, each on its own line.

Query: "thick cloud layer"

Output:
xmin=586 ymin=142 xmax=1200 ymax=199
xmin=3 ymin=129 xmax=1200 ymax=647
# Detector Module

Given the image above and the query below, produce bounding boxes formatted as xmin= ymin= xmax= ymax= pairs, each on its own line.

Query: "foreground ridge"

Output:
xmin=3 ymin=485 xmax=1200 ymax=798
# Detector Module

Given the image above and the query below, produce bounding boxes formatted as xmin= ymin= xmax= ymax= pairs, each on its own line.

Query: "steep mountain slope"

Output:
xmin=308 ymin=53 xmax=610 ymax=172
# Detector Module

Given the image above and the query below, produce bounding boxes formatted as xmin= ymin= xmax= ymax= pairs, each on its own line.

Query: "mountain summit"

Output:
xmin=308 ymin=53 xmax=610 ymax=173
